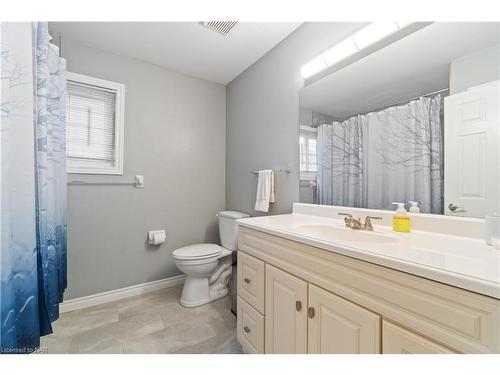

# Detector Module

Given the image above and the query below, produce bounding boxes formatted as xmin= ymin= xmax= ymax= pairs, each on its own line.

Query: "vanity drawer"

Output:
xmin=383 ymin=320 xmax=456 ymax=354
xmin=237 ymin=296 xmax=265 ymax=354
xmin=238 ymin=251 xmax=265 ymax=313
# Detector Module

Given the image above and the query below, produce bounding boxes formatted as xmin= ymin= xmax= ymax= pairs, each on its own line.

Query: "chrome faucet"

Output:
xmin=338 ymin=213 xmax=383 ymax=231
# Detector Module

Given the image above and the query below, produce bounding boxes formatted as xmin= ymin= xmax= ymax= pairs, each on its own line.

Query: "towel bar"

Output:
xmin=251 ymin=168 xmax=291 ymax=175
xmin=67 ymin=175 xmax=144 ymax=188
xmin=67 ymin=181 xmax=135 ymax=185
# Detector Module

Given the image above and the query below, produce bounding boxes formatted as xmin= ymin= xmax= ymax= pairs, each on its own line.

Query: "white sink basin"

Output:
xmin=294 ymin=224 xmax=400 ymax=245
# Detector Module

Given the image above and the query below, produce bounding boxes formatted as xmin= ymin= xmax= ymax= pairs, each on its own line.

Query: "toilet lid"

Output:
xmin=172 ymin=244 xmax=222 ymax=259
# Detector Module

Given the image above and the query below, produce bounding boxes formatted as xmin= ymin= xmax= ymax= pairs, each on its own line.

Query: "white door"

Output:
xmin=444 ymin=80 xmax=500 ymax=217
xmin=265 ymin=265 xmax=307 ymax=354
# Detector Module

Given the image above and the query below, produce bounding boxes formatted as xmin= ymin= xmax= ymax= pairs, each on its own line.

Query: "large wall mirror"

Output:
xmin=299 ymin=22 xmax=500 ymax=218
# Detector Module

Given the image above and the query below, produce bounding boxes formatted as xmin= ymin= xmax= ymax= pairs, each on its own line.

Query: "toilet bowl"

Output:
xmin=172 ymin=211 xmax=249 ymax=307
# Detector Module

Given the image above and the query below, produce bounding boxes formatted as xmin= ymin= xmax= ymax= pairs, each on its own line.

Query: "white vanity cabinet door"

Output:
xmin=265 ymin=264 xmax=308 ymax=353
xmin=308 ymin=284 xmax=381 ymax=354
xmin=383 ymin=320 xmax=456 ymax=354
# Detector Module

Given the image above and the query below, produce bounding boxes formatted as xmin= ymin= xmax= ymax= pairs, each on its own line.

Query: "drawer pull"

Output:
xmin=243 ymin=326 xmax=250 ymax=333
xmin=296 ymin=300 xmax=302 ymax=312
xmin=244 ymin=278 xmax=251 ymax=284
xmin=308 ymin=307 xmax=315 ymax=319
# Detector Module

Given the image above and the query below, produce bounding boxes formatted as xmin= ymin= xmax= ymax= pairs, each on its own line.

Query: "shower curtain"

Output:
xmin=317 ymin=95 xmax=443 ymax=214
xmin=1 ymin=22 xmax=67 ymax=353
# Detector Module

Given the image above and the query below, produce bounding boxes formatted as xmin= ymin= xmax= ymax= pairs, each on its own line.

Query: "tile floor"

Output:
xmin=40 ymin=285 xmax=242 ymax=354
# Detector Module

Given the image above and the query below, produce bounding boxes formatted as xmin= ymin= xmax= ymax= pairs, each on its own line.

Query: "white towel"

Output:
xmin=255 ymin=170 xmax=275 ymax=212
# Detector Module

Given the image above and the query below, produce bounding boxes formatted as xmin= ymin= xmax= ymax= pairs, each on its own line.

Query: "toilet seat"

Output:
xmin=172 ymin=244 xmax=222 ymax=260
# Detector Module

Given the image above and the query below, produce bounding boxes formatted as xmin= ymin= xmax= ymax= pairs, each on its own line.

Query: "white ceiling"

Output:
xmin=301 ymin=22 xmax=500 ymax=119
xmin=49 ymin=22 xmax=301 ymax=85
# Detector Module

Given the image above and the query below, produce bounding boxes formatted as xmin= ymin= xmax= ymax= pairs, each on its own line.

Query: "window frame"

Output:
xmin=299 ymin=125 xmax=318 ymax=181
xmin=66 ymin=72 xmax=125 ymax=175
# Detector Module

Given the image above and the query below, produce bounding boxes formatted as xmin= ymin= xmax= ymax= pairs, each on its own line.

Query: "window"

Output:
xmin=299 ymin=125 xmax=318 ymax=181
xmin=66 ymin=72 xmax=125 ymax=174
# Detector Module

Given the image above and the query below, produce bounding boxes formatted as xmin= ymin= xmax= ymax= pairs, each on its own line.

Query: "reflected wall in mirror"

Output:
xmin=299 ymin=22 xmax=500 ymax=218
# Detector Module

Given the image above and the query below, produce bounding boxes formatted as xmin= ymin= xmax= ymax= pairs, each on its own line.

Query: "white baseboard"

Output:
xmin=60 ymin=274 xmax=186 ymax=313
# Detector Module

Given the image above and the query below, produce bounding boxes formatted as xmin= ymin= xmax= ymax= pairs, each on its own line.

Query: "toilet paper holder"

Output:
xmin=147 ymin=230 xmax=166 ymax=245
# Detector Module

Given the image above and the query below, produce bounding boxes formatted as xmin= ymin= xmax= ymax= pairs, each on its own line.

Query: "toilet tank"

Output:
xmin=218 ymin=211 xmax=250 ymax=250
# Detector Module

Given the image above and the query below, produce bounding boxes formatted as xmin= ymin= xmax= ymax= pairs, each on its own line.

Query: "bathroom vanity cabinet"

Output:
xmin=236 ymin=227 xmax=500 ymax=354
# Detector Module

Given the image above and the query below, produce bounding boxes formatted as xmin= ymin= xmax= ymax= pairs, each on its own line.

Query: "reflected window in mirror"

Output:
xmin=299 ymin=125 xmax=318 ymax=181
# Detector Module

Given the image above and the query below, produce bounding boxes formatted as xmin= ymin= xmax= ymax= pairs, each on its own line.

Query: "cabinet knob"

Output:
xmin=308 ymin=307 xmax=315 ymax=319
xmin=296 ymin=300 xmax=302 ymax=312
xmin=243 ymin=326 xmax=250 ymax=333
xmin=244 ymin=278 xmax=251 ymax=284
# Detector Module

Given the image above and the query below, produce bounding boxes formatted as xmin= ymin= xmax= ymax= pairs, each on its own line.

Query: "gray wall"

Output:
xmin=450 ymin=45 xmax=500 ymax=94
xmin=299 ymin=108 xmax=337 ymax=128
xmin=59 ymin=39 xmax=226 ymax=299
xmin=226 ymin=23 xmax=363 ymax=216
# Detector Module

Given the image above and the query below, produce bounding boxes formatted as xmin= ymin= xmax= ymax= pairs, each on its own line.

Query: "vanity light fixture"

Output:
xmin=353 ymin=22 xmax=399 ymax=50
xmin=300 ymin=22 xmax=413 ymax=79
xmin=300 ymin=56 xmax=328 ymax=81
xmin=323 ymin=35 xmax=359 ymax=66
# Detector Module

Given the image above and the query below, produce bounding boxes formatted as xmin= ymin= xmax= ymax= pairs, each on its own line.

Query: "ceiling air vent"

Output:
xmin=200 ymin=21 xmax=238 ymax=36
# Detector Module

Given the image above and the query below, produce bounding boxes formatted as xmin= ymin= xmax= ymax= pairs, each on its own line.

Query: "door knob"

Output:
xmin=308 ymin=307 xmax=315 ymax=319
xmin=244 ymin=278 xmax=251 ymax=284
xmin=448 ymin=203 xmax=465 ymax=212
xmin=296 ymin=300 xmax=302 ymax=312
xmin=243 ymin=326 xmax=250 ymax=333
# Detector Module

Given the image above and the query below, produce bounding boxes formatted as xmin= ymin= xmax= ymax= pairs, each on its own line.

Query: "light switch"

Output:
xmin=135 ymin=175 xmax=144 ymax=188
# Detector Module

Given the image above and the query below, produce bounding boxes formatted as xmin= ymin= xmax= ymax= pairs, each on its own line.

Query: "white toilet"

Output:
xmin=172 ymin=211 xmax=249 ymax=307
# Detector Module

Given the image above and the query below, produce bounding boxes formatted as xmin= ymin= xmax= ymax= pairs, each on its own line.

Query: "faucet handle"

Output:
xmin=364 ymin=216 xmax=383 ymax=231
xmin=338 ymin=213 xmax=353 ymax=228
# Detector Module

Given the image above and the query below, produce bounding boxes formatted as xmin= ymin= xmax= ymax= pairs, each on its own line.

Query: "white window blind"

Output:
xmin=66 ymin=73 xmax=125 ymax=174
xmin=299 ymin=126 xmax=318 ymax=181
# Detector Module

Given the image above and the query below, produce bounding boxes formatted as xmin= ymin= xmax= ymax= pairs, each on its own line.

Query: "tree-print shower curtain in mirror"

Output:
xmin=1 ymin=22 xmax=67 ymax=353
xmin=317 ymin=95 xmax=443 ymax=214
